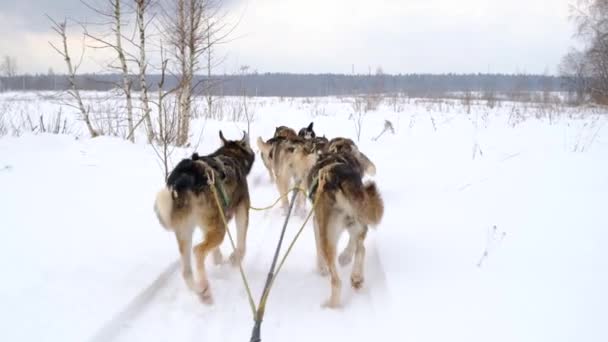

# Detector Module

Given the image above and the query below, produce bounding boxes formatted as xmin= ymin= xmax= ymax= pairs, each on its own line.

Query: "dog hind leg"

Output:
xmin=339 ymin=233 xmax=356 ymax=266
xmin=313 ymin=217 xmax=328 ymax=276
xmin=175 ymin=226 xmax=197 ymax=292
xmin=318 ymin=207 xmax=342 ymax=308
xmin=350 ymin=224 xmax=368 ymax=290
xmin=230 ymin=199 xmax=249 ymax=266
xmin=193 ymin=223 xmax=225 ymax=303
xmin=275 ymin=171 xmax=290 ymax=214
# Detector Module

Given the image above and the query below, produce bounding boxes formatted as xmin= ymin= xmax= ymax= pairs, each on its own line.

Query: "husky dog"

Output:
xmin=298 ymin=122 xmax=316 ymax=139
xmin=153 ymin=131 xmax=255 ymax=303
xmin=305 ymin=137 xmax=383 ymax=308
xmin=324 ymin=137 xmax=376 ymax=176
xmin=269 ymin=135 xmax=321 ymax=215
xmin=256 ymin=126 xmax=298 ymax=182
xmin=264 ymin=127 xmax=328 ymax=215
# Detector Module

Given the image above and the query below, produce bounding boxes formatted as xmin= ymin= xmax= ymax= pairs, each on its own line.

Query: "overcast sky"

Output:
xmin=0 ymin=0 xmax=574 ymax=75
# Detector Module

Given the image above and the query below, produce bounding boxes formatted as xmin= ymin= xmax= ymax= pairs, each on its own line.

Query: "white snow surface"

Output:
xmin=1 ymin=94 xmax=607 ymax=342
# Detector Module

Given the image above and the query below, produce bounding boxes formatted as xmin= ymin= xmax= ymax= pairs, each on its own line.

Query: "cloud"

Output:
xmin=1 ymin=0 xmax=575 ymax=74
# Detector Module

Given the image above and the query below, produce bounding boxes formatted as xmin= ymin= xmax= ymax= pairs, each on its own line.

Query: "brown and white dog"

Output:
xmin=305 ymin=137 xmax=383 ymax=308
xmin=257 ymin=123 xmax=328 ymax=215
xmin=153 ymin=131 xmax=255 ymax=303
xmin=256 ymin=126 xmax=298 ymax=183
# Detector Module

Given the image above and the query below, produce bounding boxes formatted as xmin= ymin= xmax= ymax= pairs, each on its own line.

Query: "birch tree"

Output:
xmin=83 ymin=0 xmax=136 ymax=142
xmin=48 ymin=17 xmax=99 ymax=138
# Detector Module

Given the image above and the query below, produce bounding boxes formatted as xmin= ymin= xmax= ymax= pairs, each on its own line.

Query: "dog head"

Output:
xmin=326 ymin=137 xmax=376 ymax=176
xmin=290 ymin=142 xmax=319 ymax=176
xmin=298 ymin=122 xmax=316 ymax=139
xmin=274 ymin=126 xmax=298 ymax=139
xmin=326 ymin=137 xmax=357 ymax=154
xmin=219 ymin=130 xmax=255 ymax=174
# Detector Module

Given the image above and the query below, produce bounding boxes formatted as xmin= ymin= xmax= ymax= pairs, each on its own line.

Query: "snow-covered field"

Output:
xmin=1 ymin=92 xmax=607 ymax=342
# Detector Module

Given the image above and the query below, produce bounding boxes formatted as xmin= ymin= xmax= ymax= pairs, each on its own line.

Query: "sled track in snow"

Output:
xmin=87 ymin=260 xmax=180 ymax=342
xmin=85 ymin=207 xmax=392 ymax=342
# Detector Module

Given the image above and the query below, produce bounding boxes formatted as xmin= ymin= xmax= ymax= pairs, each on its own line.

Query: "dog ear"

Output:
xmin=219 ymin=130 xmax=227 ymax=144
xmin=307 ymin=122 xmax=314 ymax=131
xmin=241 ymin=130 xmax=249 ymax=145
xmin=191 ymin=153 xmax=200 ymax=160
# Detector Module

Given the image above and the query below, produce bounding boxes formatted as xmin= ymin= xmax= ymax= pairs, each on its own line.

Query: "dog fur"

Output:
xmin=262 ymin=124 xmax=328 ymax=215
xmin=298 ymin=122 xmax=316 ymax=139
xmin=256 ymin=123 xmax=328 ymax=216
xmin=270 ymin=135 xmax=323 ymax=215
xmin=305 ymin=138 xmax=383 ymax=308
xmin=153 ymin=130 xmax=255 ymax=303
xmin=256 ymin=126 xmax=298 ymax=182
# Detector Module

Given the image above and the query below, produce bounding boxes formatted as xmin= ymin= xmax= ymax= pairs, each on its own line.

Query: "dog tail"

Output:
xmin=154 ymin=159 xmax=202 ymax=230
xmin=359 ymin=181 xmax=384 ymax=227
xmin=341 ymin=180 xmax=383 ymax=227
xmin=154 ymin=188 xmax=175 ymax=231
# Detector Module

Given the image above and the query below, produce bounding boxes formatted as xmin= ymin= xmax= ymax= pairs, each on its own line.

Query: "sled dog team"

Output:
xmin=154 ymin=122 xmax=384 ymax=308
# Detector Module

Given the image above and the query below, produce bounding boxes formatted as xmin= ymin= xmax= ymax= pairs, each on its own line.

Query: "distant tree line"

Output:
xmin=0 ymin=72 xmax=566 ymax=97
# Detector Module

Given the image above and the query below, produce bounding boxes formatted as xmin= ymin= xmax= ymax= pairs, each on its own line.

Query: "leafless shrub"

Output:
xmin=0 ymin=101 xmax=10 ymax=136
xmin=477 ymin=225 xmax=506 ymax=268
xmin=461 ymin=90 xmax=473 ymax=114
xmin=364 ymin=93 xmax=382 ymax=112
xmin=205 ymin=95 xmax=225 ymax=120
xmin=572 ymin=114 xmax=606 ymax=152
xmin=38 ymin=108 xmax=72 ymax=135
xmin=507 ymin=104 xmax=528 ymax=127
xmin=309 ymin=98 xmax=327 ymax=117
xmin=239 ymin=65 xmax=254 ymax=136
xmin=483 ymin=89 xmax=498 ymax=109
xmin=349 ymin=96 xmax=365 ymax=141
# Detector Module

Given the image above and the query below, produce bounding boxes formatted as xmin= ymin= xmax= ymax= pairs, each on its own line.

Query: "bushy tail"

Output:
xmin=347 ymin=181 xmax=383 ymax=227
xmin=154 ymin=188 xmax=175 ymax=231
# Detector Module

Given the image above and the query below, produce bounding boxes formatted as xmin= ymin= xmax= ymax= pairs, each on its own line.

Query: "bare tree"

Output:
xmin=48 ymin=17 xmax=99 ymax=138
xmin=83 ymin=0 xmax=136 ymax=142
xmin=162 ymin=0 xmax=235 ymax=146
xmin=0 ymin=56 xmax=18 ymax=77
xmin=239 ymin=65 xmax=253 ymax=136
xmin=564 ymin=0 xmax=608 ymax=103
xmin=151 ymin=44 xmax=179 ymax=180
xmin=560 ymin=48 xmax=589 ymax=104
xmin=163 ymin=0 xmax=205 ymax=146
xmin=350 ymin=96 xmax=365 ymax=142
xmin=134 ymin=0 xmax=155 ymax=143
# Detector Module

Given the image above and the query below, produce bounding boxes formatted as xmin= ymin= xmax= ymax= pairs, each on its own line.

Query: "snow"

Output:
xmin=0 ymin=93 xmax=607 ymax=342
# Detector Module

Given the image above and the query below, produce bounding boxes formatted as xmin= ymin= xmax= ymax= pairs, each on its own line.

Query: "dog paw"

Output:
xmin=321 ymin=298 xmax=341 ymax=309
xmin=350 ymin=274 xmax=364 ymax=290
xmin=199 ymin=286 xmax=214 ymax=304
xmin=338 ymin=252 xmax=353 ymax=266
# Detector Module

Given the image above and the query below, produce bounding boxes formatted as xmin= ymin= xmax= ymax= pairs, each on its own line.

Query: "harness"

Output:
xmin=214 ymin=180 xmax=230 ymax=208
xmin=308 ymin=175 xmax=319 ymax=201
